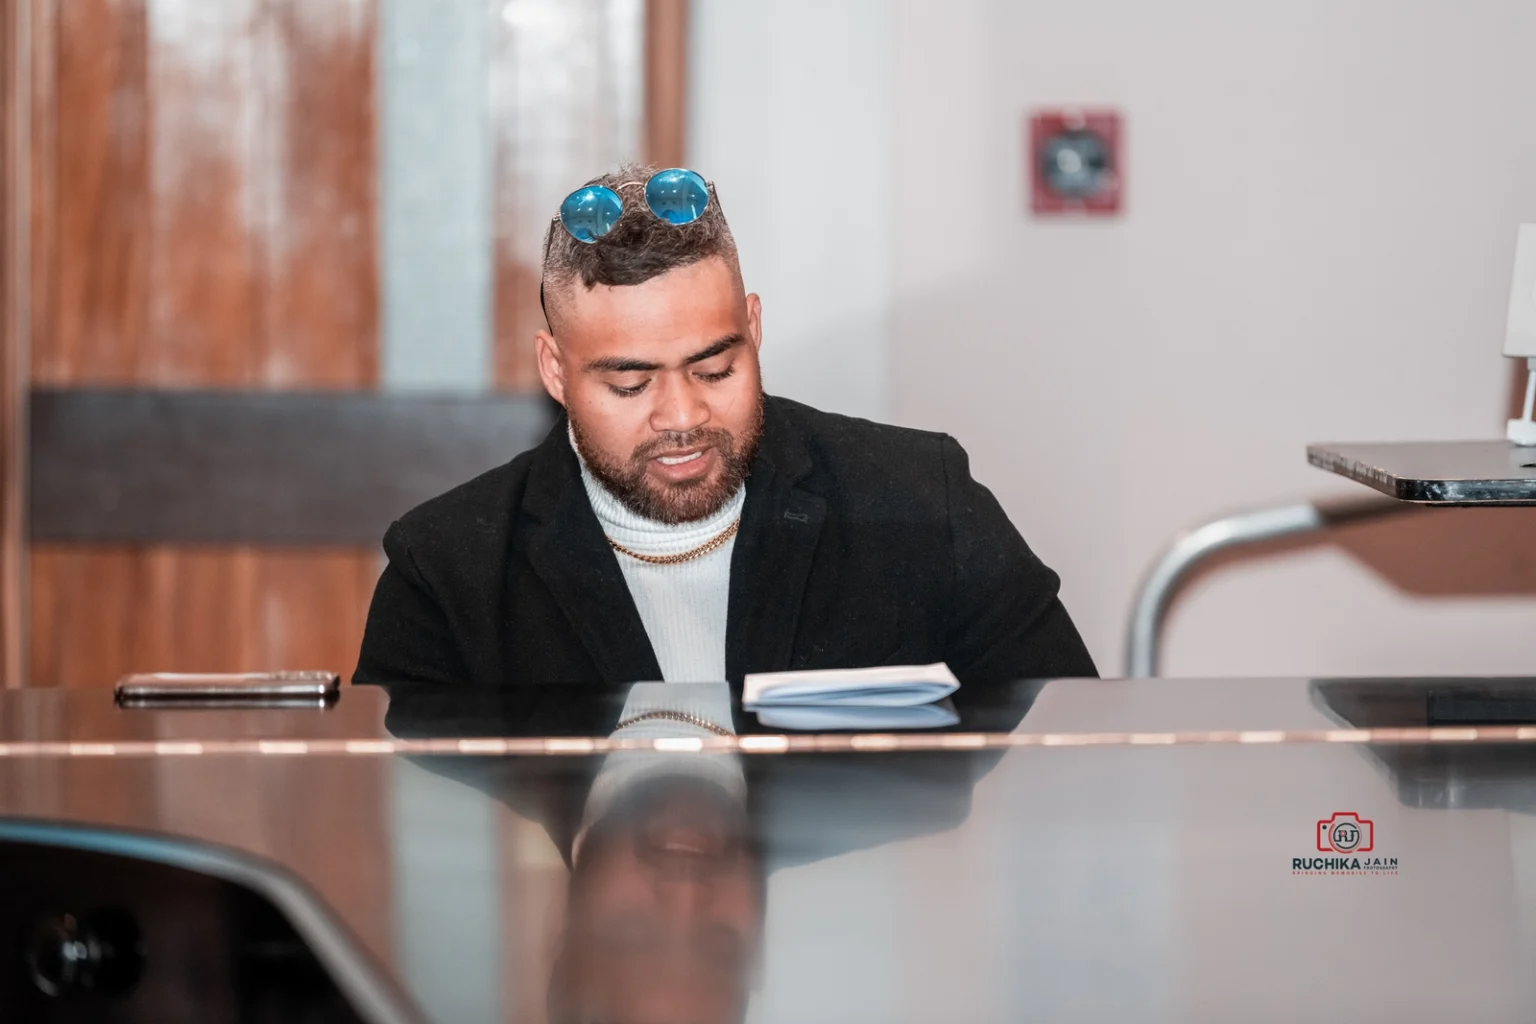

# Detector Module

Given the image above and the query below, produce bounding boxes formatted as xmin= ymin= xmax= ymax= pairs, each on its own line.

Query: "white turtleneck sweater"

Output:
xmin=572 ymin=434 xmax=743 ymax=683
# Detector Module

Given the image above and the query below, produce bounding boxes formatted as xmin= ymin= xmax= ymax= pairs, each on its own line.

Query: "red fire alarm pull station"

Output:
xmin=1029 ymin=109 xmax=1123 ymax=216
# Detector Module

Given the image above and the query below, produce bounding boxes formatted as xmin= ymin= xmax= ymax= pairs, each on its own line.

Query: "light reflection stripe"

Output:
xmin=0 ymin=726 xmax=1532 ymax=758
xmin=1237 ymin=731 xmax=1286 ymax=744
xmin=738 ymin=736 xmax=789 ymax=752
xmin=1324 ymin=730 xmax=1372 ymax=743
xmin=152 ymin=742 xmax=204 ymax=755
xmin=1041 ymin=733 xmax=1130 ymax=746
xmin=456 ymin=739 xmax=509 ymax=754
xmin=653 ymin=738 xmax=704 ymax=752
xmin=344 ymin=741 xmax=396 ymax=754
xmin=1426 ymin=728 xmax=1480 ymax=742
xmin=257 ymin=741 xmax=310 ymax=755
xmin=67 ymin=743 xmax=118 ymax=756
xmin=543 ymin=738 xmax=598 ymax=754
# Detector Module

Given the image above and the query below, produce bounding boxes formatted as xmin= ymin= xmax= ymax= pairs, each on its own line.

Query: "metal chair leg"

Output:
xmin=1123 ymin=496 xmax=1411 ymax=677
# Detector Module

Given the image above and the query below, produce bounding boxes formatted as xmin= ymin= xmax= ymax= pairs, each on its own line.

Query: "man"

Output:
xmin=354 ymin=165 xmax=1096 ymax=689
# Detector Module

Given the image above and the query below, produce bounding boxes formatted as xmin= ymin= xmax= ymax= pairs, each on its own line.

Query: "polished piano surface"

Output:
xmin=4 ymin=676 xmax=1536 ymax=1023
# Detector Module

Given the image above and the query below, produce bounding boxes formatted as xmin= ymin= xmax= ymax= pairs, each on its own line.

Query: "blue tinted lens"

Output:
xmin=559 ymin=186 xmax=624 ymax=243
xmin=645 ymin=169 xmax=709 ymax=225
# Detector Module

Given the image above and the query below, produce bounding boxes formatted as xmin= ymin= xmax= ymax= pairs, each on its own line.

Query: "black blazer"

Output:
xmin=353 ymin=395 xmax=1097 ymax=688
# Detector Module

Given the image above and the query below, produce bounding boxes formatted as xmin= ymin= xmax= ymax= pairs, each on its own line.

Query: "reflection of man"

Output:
xmin=355 ymin=163 xmax=1096 ymax=689
xmin=389 ymin=681 xmax=1032 ymax=1024
xmin=550 ymin=685 xmax=762 ymax=1024
xmin=554 ymin=774 xmax=763 ymax=1024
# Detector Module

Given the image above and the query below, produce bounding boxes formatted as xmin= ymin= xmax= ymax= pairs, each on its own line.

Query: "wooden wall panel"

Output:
xmin=28 ymin=545 xmax=143 ymax=688
xmin=256 ymin=0 xmax=377 ymax=388
xmin=143 ymin=0 xmax=257 ymax=386
xmin=2 ymin=0 xmax=31 ymax=687
xmin=30 ymin=547 xmax=376 ymax=688
xmin=27 ymin=0 xmax=378 ymax=689
xmin=643 ymin=0 xmax=688 ymax=169
xmin=30 ymin=545 xmax=379 ymax=685
xmin=30 ymin=0 xmax=153 ymax=689
xmin=38 ymin=0 xmax=150 ymax=387
xmin=25 ymin=0 xmax=57 ymax=388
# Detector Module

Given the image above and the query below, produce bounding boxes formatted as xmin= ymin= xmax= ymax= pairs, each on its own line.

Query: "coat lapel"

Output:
xmin=521 ymin=422 xmax=663 ymax=684
xmin=725 ymin=401 xmax=826 ymax=681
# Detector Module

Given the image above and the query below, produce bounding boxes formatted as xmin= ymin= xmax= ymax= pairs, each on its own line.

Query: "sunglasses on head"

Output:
xmin=555 ymin=167 xmax=713 ymax=243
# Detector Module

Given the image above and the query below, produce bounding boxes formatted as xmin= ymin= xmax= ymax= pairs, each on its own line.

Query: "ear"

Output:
xmin=745 ymin=292 xmax=763 ymax=353
xmin=534 ymin=330 xmax=567 ymax=406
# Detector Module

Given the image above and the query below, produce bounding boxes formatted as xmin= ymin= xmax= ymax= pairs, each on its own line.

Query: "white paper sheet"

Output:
xmin=742 ymin=663 xmax=959 ymax=708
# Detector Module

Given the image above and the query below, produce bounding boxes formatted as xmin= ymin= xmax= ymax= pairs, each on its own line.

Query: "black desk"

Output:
xmin=4 ymin=677 xmax=1536 ymax=1022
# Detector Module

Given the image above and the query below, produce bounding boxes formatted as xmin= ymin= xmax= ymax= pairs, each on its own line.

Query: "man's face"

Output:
xmin=535 ymin=257 xmax=764 ymax=524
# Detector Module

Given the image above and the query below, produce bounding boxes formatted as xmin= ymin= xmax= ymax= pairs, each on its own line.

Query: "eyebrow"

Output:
xmin=582 ymin=334 xmax=744 ymax=374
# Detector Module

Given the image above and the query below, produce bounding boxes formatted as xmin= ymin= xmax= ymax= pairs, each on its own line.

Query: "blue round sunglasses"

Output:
xmin=556 ymin=168 xmax=712 ymax=243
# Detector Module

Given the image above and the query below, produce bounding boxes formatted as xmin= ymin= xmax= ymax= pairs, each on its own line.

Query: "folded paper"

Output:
xmin=743 ymin=663 xmax=959 ymax=708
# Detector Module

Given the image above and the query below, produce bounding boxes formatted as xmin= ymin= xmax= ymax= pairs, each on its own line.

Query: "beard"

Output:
xmin=570 ymin=391 xmax=764 ymax=524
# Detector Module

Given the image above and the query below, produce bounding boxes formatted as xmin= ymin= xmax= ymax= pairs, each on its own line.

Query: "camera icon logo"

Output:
xmin=1316 ymin=812 xmax=1373 ymax=854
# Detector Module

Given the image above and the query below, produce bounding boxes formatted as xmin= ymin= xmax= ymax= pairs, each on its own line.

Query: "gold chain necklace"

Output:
xmin=606 ymin=517 xmax=740 ymax=566
xmin=615 ymin=709 xmax=735 ymax=736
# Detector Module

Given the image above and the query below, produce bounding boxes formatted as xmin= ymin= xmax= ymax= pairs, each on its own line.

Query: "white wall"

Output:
xmin=891 ymin=0 xmax=1536 ymax=675
xmin=688 ymin=0 xmax=892 ymax=422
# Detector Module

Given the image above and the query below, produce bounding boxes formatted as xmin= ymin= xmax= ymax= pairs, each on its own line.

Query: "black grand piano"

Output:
xmin=3 ymin=676 xmax=1536 ymax=1022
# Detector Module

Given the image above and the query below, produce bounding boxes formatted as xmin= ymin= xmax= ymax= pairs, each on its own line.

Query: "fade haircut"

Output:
xmin=540 ymin=163 xmax=740 ymax=330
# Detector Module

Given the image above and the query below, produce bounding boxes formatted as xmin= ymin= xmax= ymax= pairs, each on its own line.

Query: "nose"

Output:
xmin=649 ymin=372 xmax=709 ymax=436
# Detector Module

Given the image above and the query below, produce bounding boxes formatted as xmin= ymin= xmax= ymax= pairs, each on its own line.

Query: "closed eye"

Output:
xmin=695 ymin=365 xmax=735 ymax=384
xmin=607 ymin=379 xmax=650 ymax=397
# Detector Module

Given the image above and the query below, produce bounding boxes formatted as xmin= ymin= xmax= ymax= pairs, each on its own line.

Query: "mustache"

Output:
xmin=630 ymin=428 xmax=735 ymax=463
